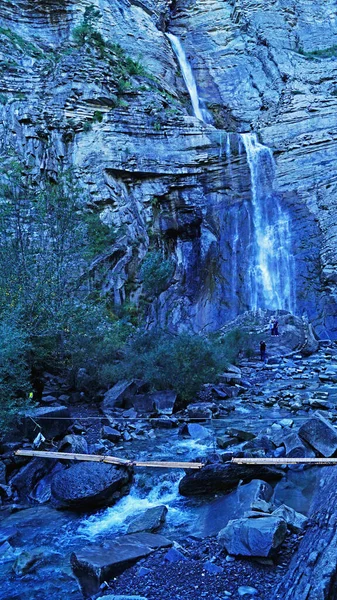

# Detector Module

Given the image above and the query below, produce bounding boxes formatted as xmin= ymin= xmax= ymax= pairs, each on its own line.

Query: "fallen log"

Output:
xmin=272 ymin=466 xmax=337 ymax=600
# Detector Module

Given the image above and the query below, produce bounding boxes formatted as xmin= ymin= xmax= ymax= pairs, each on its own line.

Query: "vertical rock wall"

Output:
xmin=1 ymin=0 xmax=337 ymax=336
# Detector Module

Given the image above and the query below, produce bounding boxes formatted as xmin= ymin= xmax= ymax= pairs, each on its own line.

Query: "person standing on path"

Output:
xmin=260 ymin=340 xmax=267 ymax=363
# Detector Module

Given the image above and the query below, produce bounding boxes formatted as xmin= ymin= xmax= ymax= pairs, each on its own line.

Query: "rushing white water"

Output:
xmin=78 ymin=436 xmax=213 ymax=540
xmin=241 ymin=133 xmax=296 ymax=312
xmin=166 ymin=33 xmax=208 ymax=123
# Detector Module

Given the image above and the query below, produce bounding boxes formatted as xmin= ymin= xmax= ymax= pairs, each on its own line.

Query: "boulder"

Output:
xmin=219 ymin=372 xmax=242 ymax=385
xmin=16 ymin=406 xmax=70 ymax=441
xmin=150 ymin=416 xmax=174 ymax=429
xmin=298 ymin=413 xmax=337 ymax=457
xmin=271 ymin=504 xmax=307 ymax=532
xmin=227 ymin=428 xmax=256 ymax=442
xmin=283 ymin=433 xmax=315 ymax=458
xmin=242 ymin=479 xmax=273 ymax=512
xmin=10 ymin=458 xmax=54 ymax=501
xmin=125 ymin=394 xmax=155 ymax=414
xmin=0 ymin=527 xmax=19 ymax=544
xmin=102 ymin=381 xmax=137 ymax=411
xmin=71 ymin=532 xmax=172 ymax=597
xmin=151 ymin=391 xmax=177 ymax=415
xmin=179 ymin=463 xmax=283 ymax=496
xmin=127 ymin=505 xmax=168 ymax=534
xmin=243 ymin=435 xmax=275 ymax=454
xmin=58 ymin=434 xmax=88 ymax=454
xmin=218 ymin=517 xmax=287 ymax=557
xmin=187 ymin=402 xmax=213 ymax=420
xmin=217 ymin=435 xmax=239 ymax=449
xmin=102 ymin=426 xmax=122 ymax=443
xmin=51 ymin=462 xmax=132 ymax=510
xmin=29 ymin=463 xmax=63 ymax=504
xmin=180 ymin=423 xmax=210 ymax=440
xmin=125 ymin=391 xmax=177 ymax=415
xmin=13 ymin=548 xmax=45 ymax=575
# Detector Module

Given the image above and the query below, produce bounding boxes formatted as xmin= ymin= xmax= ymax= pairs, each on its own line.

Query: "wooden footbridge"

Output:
xmin=15 ymin=449 xmax=337 ymax=468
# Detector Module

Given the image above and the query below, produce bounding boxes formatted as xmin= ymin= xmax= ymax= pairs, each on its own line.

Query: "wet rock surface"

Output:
xmin=50 ymin=462 xmax=132 ymax=510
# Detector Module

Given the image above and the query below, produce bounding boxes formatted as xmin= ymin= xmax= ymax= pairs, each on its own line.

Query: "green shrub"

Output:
xmin=103 ymin=330 xmax=230 ymax=403
xmin=125 ymin=57 xmax=146 ymax=76
xmin=219 ymin=328 xmax=253 ymax=362
xmin=140 ymin=251 xmax=174 ymax=295
xmin=0 ymin=316 xmax=32 ymax=429
xmin=93 ymin=110 xmax=103 ymax=123
xmin=84 ymin=213 xmax=117 ymax=258
xmin=298 ymin=45 xmax=337 ymax=59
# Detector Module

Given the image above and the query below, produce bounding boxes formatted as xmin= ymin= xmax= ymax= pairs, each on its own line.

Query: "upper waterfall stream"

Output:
xmin=166 ymin=33 xmax=210 ymax=123
xmin=241 ymin=133 xmax=296 ymax=313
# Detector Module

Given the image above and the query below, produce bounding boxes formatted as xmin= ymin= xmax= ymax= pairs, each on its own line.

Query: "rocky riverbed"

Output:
xmin=1 ymin=323 xmax=337 ymax=600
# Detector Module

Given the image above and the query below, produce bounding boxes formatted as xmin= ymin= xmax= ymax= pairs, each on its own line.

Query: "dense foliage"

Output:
xmin=0 ymin=161 xmax=246 ymax=428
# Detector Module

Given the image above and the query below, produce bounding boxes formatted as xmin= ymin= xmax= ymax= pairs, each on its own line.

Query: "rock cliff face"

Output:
xmin=1 ymin=0 xmax=337 ymax=336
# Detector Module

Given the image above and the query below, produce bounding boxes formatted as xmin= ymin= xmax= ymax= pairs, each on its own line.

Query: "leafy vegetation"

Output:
xmin=0 ymin=26 xmax=44 ymax=58
xmin=140 ymin=250 xmax=175 ymax=295
xmin=0 ymin=318 xmax=32 ymax=428
xmin=101 ymin=330 xmax=231 ymax=403
xmin=298 ymin=45 xmax=337 ymax=59
xmin=72 ymin=5 xmax=148 ymax=90
xmin=0 ymin=161 xmax=245 ymax=427
xmin=0 ymin=163 xmax=124 ymax=425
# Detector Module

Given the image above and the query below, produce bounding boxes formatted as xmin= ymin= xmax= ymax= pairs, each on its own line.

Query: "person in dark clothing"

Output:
xmin=273 ymin=320 xmax=279 ymax=336
xmin=260 ymin=340 xmax=267 ymax=362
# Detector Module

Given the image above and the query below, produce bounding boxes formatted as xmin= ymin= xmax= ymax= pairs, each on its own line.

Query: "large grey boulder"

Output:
xmin=10 ymin=458 xmax=54 ymax=501
xmin=102 ymin=381 xmax=137 ymax=411
xmin=242 ymin=479 xmax=273 ymax=512
xmin=125 ymin=391 xmax=177 ymax=415
xmin=71 ymin=532 xmax=172 ymax=597
xmin=58 ymin=434 xmax=88 ymax=454
xmin=151 ymin=391 xmax=177 ymax=415
xmin=16 ymin=406 xmax=70 ymax=441
xmin=179 ymin=463 xmax=283 ymax=496
xmin=102 ymin=426 xmax=122 ymax=443
xmin=298 ymin=413 xmax=337 ymax=457
xmin=127 ymin=505 xmax=168 ymax=534
xmin=218 ymin=517 xmax=287 ymax=557
xmin=187 ymin=403 xmax=214 ymax=420
xmin=182 ymin=423 xmax=211 ymax=440
xmin=51 ymin=462 xmax=132 ymax=510
xmin=271 ymin=504 xmax=307 ymax=533
xmin=283 ymin=432 xmax=315 ymax=458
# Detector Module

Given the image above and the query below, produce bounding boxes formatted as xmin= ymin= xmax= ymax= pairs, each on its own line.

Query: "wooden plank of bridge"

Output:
xmin=15 ymin=449 xmax=204 ymax=470
xmin=232 ymin=457 xmax=337 ymax=465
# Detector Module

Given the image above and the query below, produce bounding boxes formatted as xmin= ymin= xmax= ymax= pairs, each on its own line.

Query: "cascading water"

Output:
xmin=241 ymin=133 xmax=296 ymax=312
xmin=166 ymin=36 xmax=295 ymax=315
xmin=166 ymin=33 xmax=211 ymax=123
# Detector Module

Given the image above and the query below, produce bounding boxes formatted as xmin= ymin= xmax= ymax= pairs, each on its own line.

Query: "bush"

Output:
xmin=0 ymin=316 xmax=32 ymax=429
xmin=102 ymin=330 xmax=230 ymax=403
xmin=140 ymin=251 xmax=174 ymax=295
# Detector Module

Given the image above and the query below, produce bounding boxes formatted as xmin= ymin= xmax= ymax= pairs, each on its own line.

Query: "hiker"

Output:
xmin=273 ymin=319 xmax=279 ymax=336
xmin=260 ymin=340 xmax=266 ymax=362
xmin=270 ymin=317 xmax=275 ymax=335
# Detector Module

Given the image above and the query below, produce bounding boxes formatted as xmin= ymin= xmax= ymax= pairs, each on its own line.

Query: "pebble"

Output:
xmin=203 ymin=561 xmax=224 ymax=574
xmin=238 ymin=586 xmax=259 ymax=596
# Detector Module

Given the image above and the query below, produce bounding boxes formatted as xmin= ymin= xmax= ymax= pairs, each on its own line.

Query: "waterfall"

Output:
xmin=166 ymin=33 xmax=208 ymax=123
xmin=241 ymin=133 xmax=295 ymax=312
